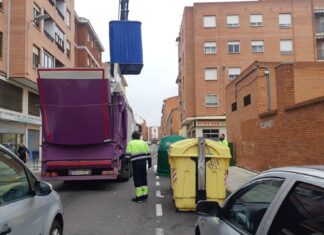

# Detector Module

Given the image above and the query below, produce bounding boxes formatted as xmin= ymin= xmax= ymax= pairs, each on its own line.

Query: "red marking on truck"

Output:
xmin=101 ymin=69 xmax=109 ymax=139
xmin=47 ymin=160 xmax=112 ymax=167
xmin=37 ymin=69 xmax=51 ymax=141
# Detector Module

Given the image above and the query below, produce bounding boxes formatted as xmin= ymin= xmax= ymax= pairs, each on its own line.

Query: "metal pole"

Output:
xmin=197 ymin=137 xmax=206 ymax=203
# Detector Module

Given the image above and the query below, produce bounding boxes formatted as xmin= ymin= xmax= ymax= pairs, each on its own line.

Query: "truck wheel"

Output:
xmin=118 ymin=161 xmax=131 ymax=181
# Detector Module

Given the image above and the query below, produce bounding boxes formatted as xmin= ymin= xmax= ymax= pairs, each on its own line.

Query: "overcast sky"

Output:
xmin=75 ymin=0 xmax=252 ymax=126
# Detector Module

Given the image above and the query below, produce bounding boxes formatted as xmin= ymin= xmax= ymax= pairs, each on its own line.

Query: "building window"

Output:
xmin=32 ymin=45 xmax=40 ymax=68
xmin=66 ymin=10 xmax=71 ymax=27
xmin=228 ymin=41 xmax=240 ymax=53
xmin=0 ymin=0 xmax=3 ymax=10
xmin=279 ymin=13 xmax=292 ymax=28
xmin=204 ymin=42 xmax=217 ymax=54
xmin=244 ymin=94 xmax=251 ymax=107
xmin=203 ymin=16 xmax=216 ymax=28
xmin=0 ymin=80 xmax=23 ymax=112
xmin=227 ymin=15 xmax=239 ymax=27
xmin=280 ymin=40 xmax=293 ymax=54
xmin=0 ymin=32 xmax=2 ymax=59
xmin=228 ymin=68 xmax=241 ymax=80
xmin=55 ymin=27 xmax=64 ymax=52
xmin=250 ymin=14 xmax=263 ymax=26
xmin=66 ymin=40 xmax=71 ymax=58
xmin=87 ymin=33 xmax=90 ymax=42
xmin=28 ymin=92 xmax=40 ymax=116
xmin=232 ymin=102 xmax=237 ymax=112
xmin=251 ymin=40 xmax=264 ymax=53
xmin=202 ymin=129 xmax=219 ymax=140
xmin=33 ymin=4 xmax=41 ymax=27
xmin=205 ymin=94 xmax=219 ymax=107
xmin=205 ymin=68 xmax=218 ymax=80
xmin=43 ymin=50 xmax=54 ymax=68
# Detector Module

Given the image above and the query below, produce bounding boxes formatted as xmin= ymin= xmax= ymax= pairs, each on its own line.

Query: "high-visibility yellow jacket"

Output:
xmin=126 ymin=139 xmax=151 ymax=161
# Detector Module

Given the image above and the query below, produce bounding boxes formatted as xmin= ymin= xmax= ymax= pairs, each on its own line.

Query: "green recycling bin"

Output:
xmin=157 ymin=135 xmax=185 ymax=177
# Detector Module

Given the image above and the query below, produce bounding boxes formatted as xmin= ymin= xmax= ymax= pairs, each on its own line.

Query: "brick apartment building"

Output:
xmin=74 ymin=14 xmax=104 ymax=68
xmin=160 ymin=96 xmax=180 ymax=136
xmin=0 ymin=0 xmax=102 ymax=154
xmin=226 ymin=61 xmax=324 ymax=171
xmin=177 ymin=0 xmax=324 ymax=141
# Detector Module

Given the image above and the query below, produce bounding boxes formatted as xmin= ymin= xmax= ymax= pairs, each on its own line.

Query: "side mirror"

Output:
xmin=34 ymin=181 xmax=52 ymax=196
xmin=196 ymin=200 xmax=221 ymax=217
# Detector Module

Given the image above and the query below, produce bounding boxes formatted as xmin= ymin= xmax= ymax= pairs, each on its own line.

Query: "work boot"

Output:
xmin=131 ymin=196 xmax=145 ymax=203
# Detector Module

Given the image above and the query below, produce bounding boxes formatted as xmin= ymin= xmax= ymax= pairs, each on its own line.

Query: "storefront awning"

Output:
xmin=314 ymin=9 xmax=324 ymax=14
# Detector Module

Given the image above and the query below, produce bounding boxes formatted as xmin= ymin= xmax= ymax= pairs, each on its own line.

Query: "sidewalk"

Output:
xmin=226 ymin=166 xmax=258 ymax=194
xmin=26 ymin=161 xmax=41 ymax=174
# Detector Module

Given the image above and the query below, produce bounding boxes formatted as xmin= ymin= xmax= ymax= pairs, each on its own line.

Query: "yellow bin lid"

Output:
xmin=168 ymin=138 xmax=231 ymax=158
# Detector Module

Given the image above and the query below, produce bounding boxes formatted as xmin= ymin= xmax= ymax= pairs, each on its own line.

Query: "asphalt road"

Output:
xmin=51 ymin=145 xmax=197 ymax=235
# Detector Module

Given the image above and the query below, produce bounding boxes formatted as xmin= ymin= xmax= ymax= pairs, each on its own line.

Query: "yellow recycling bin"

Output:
xmin=168 ymin=138 xmax=231 ymax=211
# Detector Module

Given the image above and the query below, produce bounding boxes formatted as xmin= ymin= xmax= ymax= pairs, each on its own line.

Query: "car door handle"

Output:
xmin=0 ymin=225 xmax=12 ymax=235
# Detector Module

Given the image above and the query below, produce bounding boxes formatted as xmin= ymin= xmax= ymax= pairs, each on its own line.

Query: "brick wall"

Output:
xmin=74 ymin=21 xmax=102 ymax=67
xmin=226 ymin=61 xmax=324 ymax=171
xmin=160 ymin=96 xmax=179 ymax=136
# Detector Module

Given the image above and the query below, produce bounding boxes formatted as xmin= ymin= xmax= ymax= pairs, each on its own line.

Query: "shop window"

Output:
xmin=28 ymin=92 xmax=40 ymax=116
xmin=202 ymin=129 xmax=219 ymax=140
xmin=0 ymin=80 xmax=23 ymax=112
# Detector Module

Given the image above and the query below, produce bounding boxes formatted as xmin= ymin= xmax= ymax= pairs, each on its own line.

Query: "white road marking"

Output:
xmin=156 ymin=176 xmax=160 ymax=180
xmin=156 ymin=228 xmax=164 ymax=235
xmin=156 ymin=181 xmax=160 ymax=186
xmin=156 ymin=190 xmax=164 ymax=198
xmin=154 ymin=164 xmax=157 ymax=172
xmin=156 ymin=204 xmax=163 ymax=216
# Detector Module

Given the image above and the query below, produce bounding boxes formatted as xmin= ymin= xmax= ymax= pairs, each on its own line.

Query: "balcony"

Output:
xmin=316 ymin=24 xmax=324 ymax=34
xmin=317 ymin=49 xmax=324 ymax=60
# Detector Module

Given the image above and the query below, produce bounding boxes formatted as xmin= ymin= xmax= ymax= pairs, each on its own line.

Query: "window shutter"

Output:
xmin=205 ymin=68 xmax=218 ymax=80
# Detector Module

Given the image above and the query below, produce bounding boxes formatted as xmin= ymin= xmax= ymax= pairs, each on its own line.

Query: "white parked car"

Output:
xmin=0 ymin=144 xmax=64 ymax=235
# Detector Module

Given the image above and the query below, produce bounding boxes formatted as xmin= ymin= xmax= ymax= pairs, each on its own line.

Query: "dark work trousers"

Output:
xmin=132 ymin=160 xmax=147 ymax=188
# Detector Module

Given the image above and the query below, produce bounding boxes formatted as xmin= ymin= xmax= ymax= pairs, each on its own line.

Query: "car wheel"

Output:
xmin=50 ymin=220 xmax=62 ymax=235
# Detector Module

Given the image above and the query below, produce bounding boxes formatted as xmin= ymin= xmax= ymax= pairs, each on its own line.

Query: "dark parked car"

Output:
xmin=195 ymin=166 xmax=324 ymax=235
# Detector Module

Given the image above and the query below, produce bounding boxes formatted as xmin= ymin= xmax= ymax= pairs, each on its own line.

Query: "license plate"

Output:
xmin=69 ymin=170 xmax=91 ymax=176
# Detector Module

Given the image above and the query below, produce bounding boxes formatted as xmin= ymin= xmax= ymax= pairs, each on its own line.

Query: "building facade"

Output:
xmin=177 ymin=0 xmax=324 ymax=140
xmin=160 ymin=96 xmax=180 ymax=137
xmin=226 ymin=61 xmax=324 ymax=171
xmin=74 ymin=14 xmax=104 ymax=67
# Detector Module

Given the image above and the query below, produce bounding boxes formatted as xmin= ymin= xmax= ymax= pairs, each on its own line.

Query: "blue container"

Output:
xmin=109 ymin=21 xmax=143 ymax=75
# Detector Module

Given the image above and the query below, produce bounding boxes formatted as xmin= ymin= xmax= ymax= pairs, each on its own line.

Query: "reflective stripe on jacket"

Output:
xmin=126 ymin=139 xmax=151 ymax=162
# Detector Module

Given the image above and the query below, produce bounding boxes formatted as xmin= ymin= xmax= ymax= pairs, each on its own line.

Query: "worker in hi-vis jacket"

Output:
xmin=126 ymin=131 xmax=152 ymax=202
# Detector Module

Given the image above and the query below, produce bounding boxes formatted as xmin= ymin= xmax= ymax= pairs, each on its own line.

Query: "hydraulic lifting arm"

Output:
xmin=119 ymin=0 xmax=129 ymax=21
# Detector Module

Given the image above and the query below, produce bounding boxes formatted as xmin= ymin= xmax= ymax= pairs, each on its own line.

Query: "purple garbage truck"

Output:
xmin=37 ymin=68 xmax=135 ymax=181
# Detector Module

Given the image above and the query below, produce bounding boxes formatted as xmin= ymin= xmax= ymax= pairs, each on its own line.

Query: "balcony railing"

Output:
xmin=317 ymin=49 xmax=324 ymax=60
xmin=316 ymin=24 xmax=324 ymax=34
